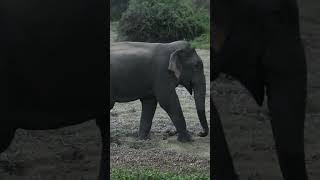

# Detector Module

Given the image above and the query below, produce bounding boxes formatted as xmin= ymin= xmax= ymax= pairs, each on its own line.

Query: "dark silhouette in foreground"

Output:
xmin=212 ymin=0 xmax=308 ymax=179
xmin=1 ymin=1 xmax=107 ymax=180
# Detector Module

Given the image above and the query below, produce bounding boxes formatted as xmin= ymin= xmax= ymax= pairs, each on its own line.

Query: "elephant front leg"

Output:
xmin=211 ymin=98 xmax=238 ymax=180
xmin=266 ymin=75 xmax=308 ymax=180
xmin=157 ymin=91 xmax=191 ymax=142
xmin=138 ymin=98 xmax=157 ymax=139
xmin=0 ymin=128 xmax=15 ymax=153
xmin=96 ymin=115 xmax=108 ymax=180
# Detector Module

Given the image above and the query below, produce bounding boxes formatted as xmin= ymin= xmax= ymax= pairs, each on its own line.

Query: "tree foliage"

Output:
xmin=110 ymin=0 xmax=129 ymax=21
xmin=117 ymin=0 xmax=209 ymax=43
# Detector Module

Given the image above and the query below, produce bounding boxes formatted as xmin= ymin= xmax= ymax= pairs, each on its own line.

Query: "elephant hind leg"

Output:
xmin=266 ymin=75 xmax=308 ymax=180
xmin=96 ymin=115 xmax=108 ymax=180
xmin=138 ymin=98 xmax=157 ymax=139
xmin=0 ymin=128 xmax=16 ymax=153
xmin=211 ymin=98 xmax=238 ymax=180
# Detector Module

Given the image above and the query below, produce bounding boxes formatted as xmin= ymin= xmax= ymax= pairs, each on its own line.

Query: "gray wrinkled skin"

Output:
xmin=110 ymin=41 xmax=209 ymax=142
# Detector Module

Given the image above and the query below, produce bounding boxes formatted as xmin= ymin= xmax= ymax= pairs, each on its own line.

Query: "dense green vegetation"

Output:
xmin=192 ymin=0 xmax=210 ymax=10
xmin=190 ymin=33 xmax=210 ymax=49
xmin=110 ymin=0 xmax=129 ymax=21
xmin=113 ymin=0 xmax=209 ymax=48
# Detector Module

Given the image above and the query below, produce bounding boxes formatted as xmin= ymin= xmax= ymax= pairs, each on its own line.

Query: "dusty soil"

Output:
xmin=110 ymin=27 xmax=210 ymax=175
xmin=212 ymin=0 xmax=320 ymax=179
xmin=0 ymin=121 xmax=103 ymax=180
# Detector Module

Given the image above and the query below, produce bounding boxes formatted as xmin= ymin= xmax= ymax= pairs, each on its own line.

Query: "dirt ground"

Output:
xmin=110 ymin=28 xmax=210 ymax=175
xmin=212 ymin=0 xmax=320 ymax=179
xmin=0 ymin=121 xmax=104 ymax=180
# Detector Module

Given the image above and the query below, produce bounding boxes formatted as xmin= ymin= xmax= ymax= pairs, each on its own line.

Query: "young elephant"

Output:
xmin=110 ymin=41 xmax=209 ymax=142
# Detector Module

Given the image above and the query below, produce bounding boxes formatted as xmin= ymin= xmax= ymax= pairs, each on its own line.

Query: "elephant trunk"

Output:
xmin=193 ymin=73 xmax=209 ymax=137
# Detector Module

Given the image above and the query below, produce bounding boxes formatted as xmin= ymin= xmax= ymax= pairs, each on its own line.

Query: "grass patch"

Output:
xmin=190 ymin=33 xmax=210 ymax=49
xmin=111 ymin=168 xmax=209 ymax=180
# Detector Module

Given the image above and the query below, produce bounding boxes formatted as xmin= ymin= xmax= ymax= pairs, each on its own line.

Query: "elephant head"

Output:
xmin=168 ymin=42 xmax=209 ymax=137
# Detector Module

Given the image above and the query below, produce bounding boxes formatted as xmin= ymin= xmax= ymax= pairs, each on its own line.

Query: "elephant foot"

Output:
xmin=138 ymin=133 xmax=150 ymax=140
xmin=165 ymin=129 xmax=178 ymax=136
xmin=177 ymin=131 xmax=192 ymax=142
xmin=197 ymin=129 xmax=209 ymax=137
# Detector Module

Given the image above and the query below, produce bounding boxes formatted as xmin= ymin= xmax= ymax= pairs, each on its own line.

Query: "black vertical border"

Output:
xmin=105 ymin=0 xmax=111 ymax=178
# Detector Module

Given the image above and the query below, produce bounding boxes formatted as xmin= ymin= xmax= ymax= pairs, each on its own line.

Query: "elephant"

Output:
xmin=1 ymin=1 xmax=107 ymax=180
xmin=110 ymin=41 xmax=209 ymax=142
xmin=212 ymin=0 xmax=308 ymax=179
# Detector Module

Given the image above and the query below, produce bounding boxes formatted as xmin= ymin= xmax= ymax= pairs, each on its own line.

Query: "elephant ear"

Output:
xmin=168 ymin=49 xmax=183 ymax=80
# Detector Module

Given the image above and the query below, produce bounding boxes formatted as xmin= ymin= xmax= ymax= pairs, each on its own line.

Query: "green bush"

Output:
xmin=117 ymin=0 xmax=209 ymax=43
xmin=190 ymin=33 xmax=210 ymax=49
